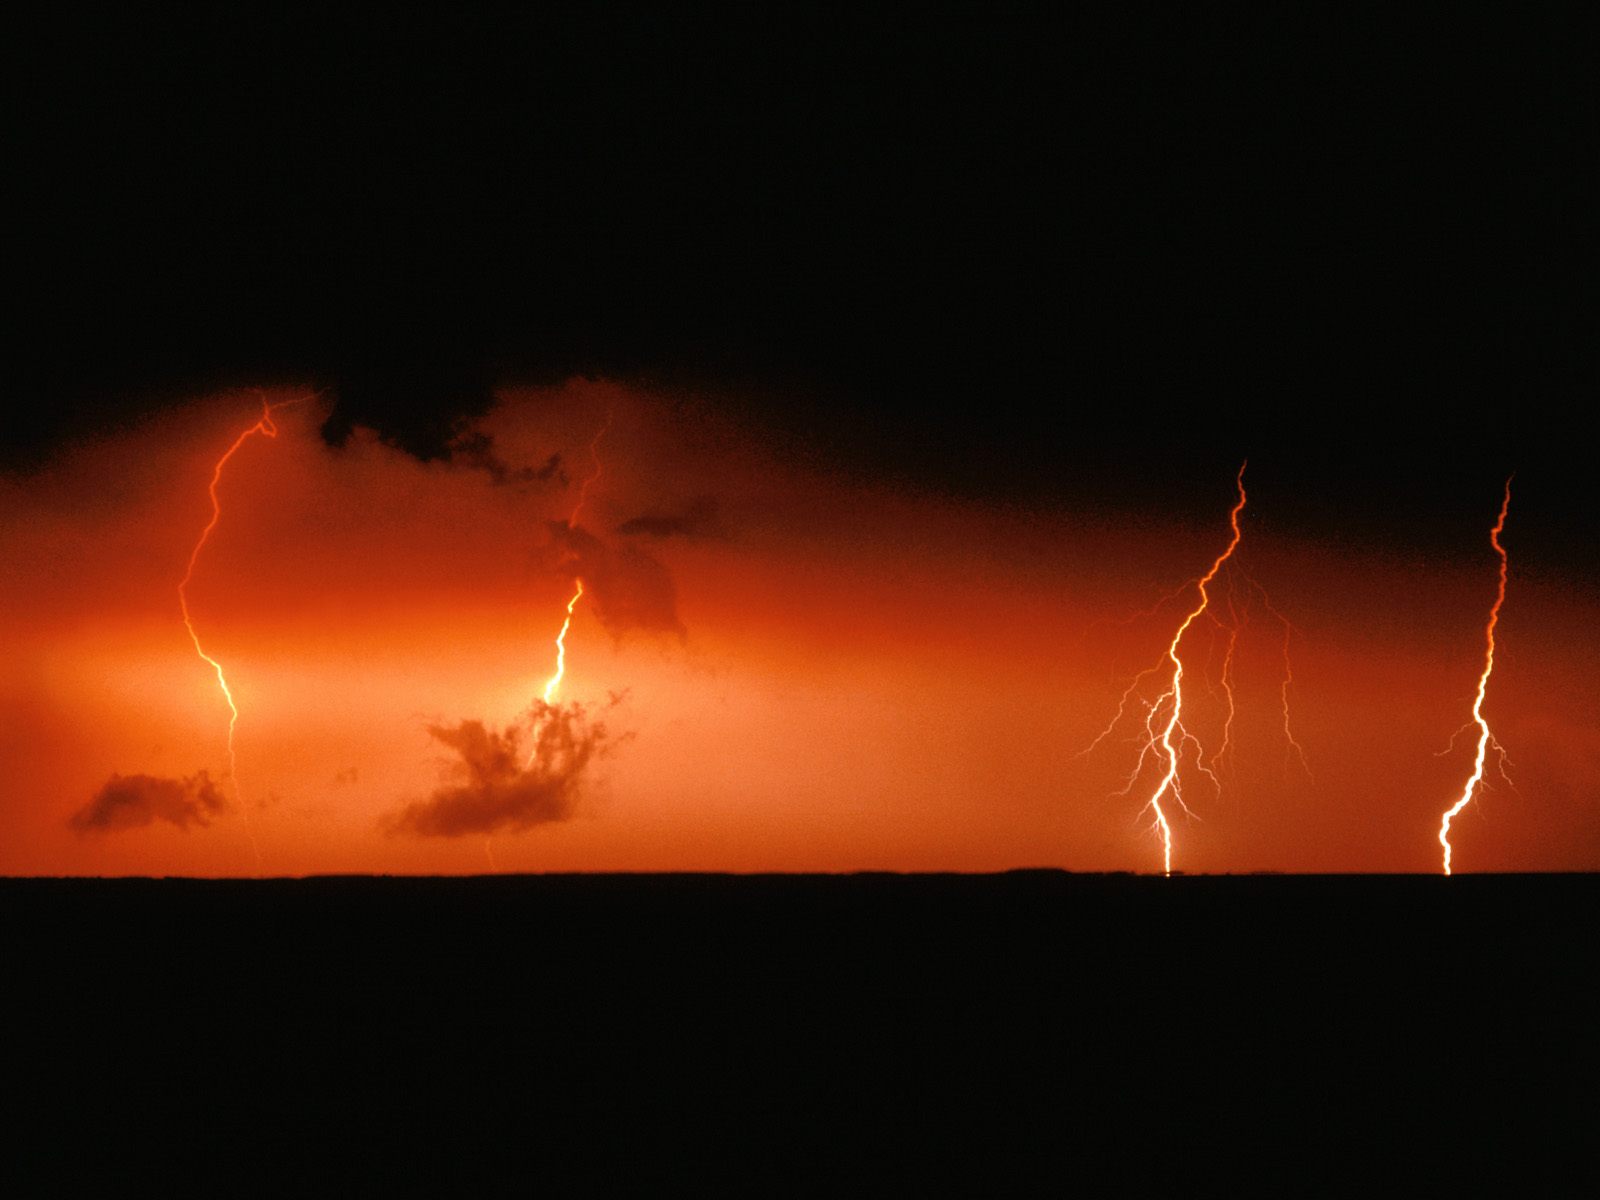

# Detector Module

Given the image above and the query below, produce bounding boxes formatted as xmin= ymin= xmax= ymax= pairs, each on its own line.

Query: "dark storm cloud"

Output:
xmin=316 ymin=363 xmax=568 ymax=488
xmin=317 ymin=362 xmax=497 ymax=464
xmin=450 ymin=432 xmax=565 ymax=488
xmin=70 ymin=772 xmax=227 ymax=833
xmin=386 ymin=702 xmax=612 ymax=837
xmin=8 ymin=8 xmax=1591 ymax=570
xmin=546 ymin=523 xmax=685 ymax=640
xmin=617 ymin=497 xmax=721 ymax=540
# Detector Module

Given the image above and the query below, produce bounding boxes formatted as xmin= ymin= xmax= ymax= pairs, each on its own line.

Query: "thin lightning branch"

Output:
xmin=565 ymin=411 xmax=613 ymax=530
xmin=1074 ymin=664 xmax=1169 ymax=761
xmin=1239 ymin=575 xmax=1312 ymax=781
xmin=1210 ymin=584 xmax=1243 ymax=775
xmin=177 ymin=391 xmax=312 ymax=861
xmin=1434 ymin=721 xmax=1516 ymax=793
xmin=179 ymin=398 xmax=277 ymax=789
xmin=1437 ymin=476 xmax=1513 ymax=876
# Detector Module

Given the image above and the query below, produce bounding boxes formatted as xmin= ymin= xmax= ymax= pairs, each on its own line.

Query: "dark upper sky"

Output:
xmin=10 ymin=8 xmax=1594 ymax=568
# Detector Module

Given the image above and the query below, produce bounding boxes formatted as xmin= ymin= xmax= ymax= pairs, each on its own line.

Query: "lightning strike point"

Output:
xmin=1437 ymin=476 xmax=1514 ymax=876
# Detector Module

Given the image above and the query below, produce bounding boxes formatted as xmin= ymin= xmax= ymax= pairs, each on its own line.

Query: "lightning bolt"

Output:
xmin=1078 ymin=463 xmax=1305 ymax=875
xmin=1437 ymin=476 xmax=1513 ymax=876
xmin=177 ymin=392 xmax=308 ymax=845
xmin=1135 ymin=466 xmax=1246 ymax=876
xmin=524 ymin=413 xmax=612 ymax=767
xmin=541 ymin=580 xmax=584 ymax=708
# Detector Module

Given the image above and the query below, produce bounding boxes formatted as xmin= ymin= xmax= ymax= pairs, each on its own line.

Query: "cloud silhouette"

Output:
xmin=386 ymin=701 xmax=615 ymax=837
xmin=70 ymin=771 xmax=227 ymax=833
xmin=450 ymin=430 xmax=565 ymax=487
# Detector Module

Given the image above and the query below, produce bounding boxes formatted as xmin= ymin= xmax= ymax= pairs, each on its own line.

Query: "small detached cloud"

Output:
xmin=70 ymin=771 xmax=227 ymax=834
xmin=386 ymin=700 xmax=619 ymax=838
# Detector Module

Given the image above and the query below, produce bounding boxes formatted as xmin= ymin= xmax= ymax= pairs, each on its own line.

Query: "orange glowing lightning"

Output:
xmin=1137 ymin=466 xmax=1246 ymax=875
xmin=541 ymin=580 xmax=584 ymax=708
xmin=177 ymin=392 xmax=309 ymax=823
xmin=525 ymin=413 xmax=612 ymax=766
xmin=179 ymin=397 xmax=276 ymax=797
xmin=1437 ymin=477 xmax=1513 ymax=876
xmin=565 ymin=412 xmax=612 ymax=532
xmin=1078 ymin=463 xmax=1305 ymax=875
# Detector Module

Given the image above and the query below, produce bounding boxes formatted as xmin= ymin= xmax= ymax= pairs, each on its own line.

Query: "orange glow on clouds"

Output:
xmin=1 ymin=380 xmax=1597 ymax=876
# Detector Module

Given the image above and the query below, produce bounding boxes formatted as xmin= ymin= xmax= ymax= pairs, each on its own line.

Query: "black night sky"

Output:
xmin=11 ymin=10 xmax=1593 ymax=557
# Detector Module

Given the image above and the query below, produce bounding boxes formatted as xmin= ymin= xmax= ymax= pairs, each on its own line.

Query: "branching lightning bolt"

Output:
xmin=1077 ymin=463 xmax=1307 ymax=875
xmin=1437 ymin=476 xmax=1513 ymax=876
xmin=1135 ymin=466 xmax=1246 ymax=876
xmin=525 ymin=413 xmax=612 ymax=767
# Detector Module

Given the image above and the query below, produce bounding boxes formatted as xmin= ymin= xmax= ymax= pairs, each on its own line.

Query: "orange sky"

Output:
xmin=3 ymin=379 xmax=1596 ymax=875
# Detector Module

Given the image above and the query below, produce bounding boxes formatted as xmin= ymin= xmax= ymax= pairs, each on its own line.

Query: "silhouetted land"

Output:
xmin=4 ymin=872 xmax=1594 ymax=1189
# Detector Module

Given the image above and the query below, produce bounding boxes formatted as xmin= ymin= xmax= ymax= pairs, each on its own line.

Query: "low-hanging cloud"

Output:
xmin=544 ymin=522 xmax=686 ymax=640
xmin=70 ymin=771 xmax=227 ymax=833
xmin=386 ymin=700 xmax=616 ymax=837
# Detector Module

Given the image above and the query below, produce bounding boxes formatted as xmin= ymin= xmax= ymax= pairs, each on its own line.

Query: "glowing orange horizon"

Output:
xmin=1437 ymin=477 xmax=1513 ymax=876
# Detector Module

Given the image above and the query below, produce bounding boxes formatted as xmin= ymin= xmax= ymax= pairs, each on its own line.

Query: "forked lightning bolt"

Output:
xmin=1137 ymin=466 xmax=1245 ymax=875
xmin=1437 ymin=477 xmax=1513 ymax=876
xmin=1078 ymin=463 xmax=1306 ymax=875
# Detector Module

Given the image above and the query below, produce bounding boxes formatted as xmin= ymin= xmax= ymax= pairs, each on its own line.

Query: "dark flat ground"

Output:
xmin=4 ymin=872 xmax=1595 ymax=1190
